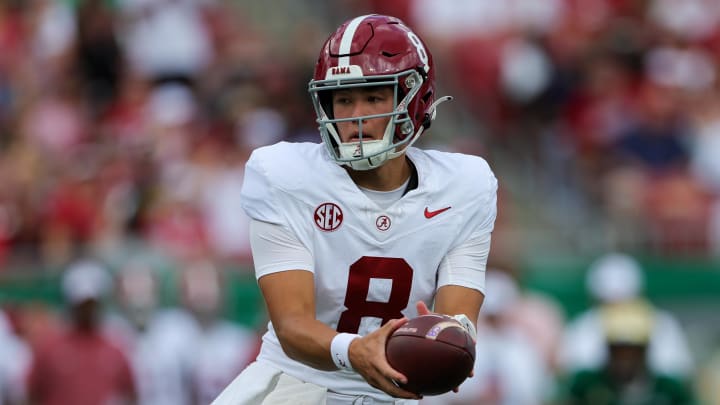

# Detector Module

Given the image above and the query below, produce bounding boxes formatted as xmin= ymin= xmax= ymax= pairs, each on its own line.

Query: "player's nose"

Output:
xmin=349 ymin=101 xmax=372 ymax=121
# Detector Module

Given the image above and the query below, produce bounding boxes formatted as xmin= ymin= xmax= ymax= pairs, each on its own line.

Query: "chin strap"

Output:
xmin=422 ymin=95 xmax=454 ymax=129
xmin=398 ymin=95 xmax=455 ymax=156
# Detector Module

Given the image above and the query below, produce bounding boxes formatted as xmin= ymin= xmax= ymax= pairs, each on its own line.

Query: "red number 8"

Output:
xmin=336 ymin=256 xmax=413 ymax=333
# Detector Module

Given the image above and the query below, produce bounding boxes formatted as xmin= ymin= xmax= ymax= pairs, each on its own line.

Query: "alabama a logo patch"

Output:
xmin=375 ymin=215 xmax=391 ymax=231
xmin=314 ymin=202 xmax=343 ymax=231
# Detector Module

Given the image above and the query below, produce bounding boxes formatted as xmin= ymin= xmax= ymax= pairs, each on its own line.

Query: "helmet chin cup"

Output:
xmin=338 ymin=139 xmax=393 ymax=171
xmin=346 ymin=151 xmax=391 ymax=171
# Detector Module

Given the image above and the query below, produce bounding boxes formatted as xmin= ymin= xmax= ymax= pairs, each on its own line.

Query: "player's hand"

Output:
xmin=450 ymin=356 xmax=475 ymax=393
xmin=450 ymin=369 xmax=475 ymax=393
xmin=348 ymin=318 xmax=422 ymax=400
xmin=416 ymin=301 xmax=477 ymax=341
xmin=415 ymin=301 xmax=475 ymax=393
xmin=416 ymin=300 xmax=433 ymax=316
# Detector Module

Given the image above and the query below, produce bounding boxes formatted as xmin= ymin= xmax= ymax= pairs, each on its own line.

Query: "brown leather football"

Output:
xmin=385 ymin=314 xmax=475 ymax=395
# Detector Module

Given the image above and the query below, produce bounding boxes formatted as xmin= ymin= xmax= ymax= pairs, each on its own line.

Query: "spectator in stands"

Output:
xmin=115 ymin=0 xmax=214 ymax=85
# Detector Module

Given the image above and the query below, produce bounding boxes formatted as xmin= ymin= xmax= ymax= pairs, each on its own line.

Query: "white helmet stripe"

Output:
xmin=338 ymin=15 xmax=372 ymax=67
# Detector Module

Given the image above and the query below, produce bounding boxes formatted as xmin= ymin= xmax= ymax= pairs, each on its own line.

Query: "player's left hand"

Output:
xmin=414 ymin=301 xmax=475 ymax=392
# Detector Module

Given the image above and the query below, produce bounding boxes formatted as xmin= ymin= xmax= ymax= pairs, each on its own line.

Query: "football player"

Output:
xmin=212 ymin=14 xmax=498 ymax=405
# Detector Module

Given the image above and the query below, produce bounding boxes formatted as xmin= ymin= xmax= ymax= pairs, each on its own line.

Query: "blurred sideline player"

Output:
xmin=26 ymin=260 xmax=136 ymax=405
xmin=564 ymin=300 xmax=696 ymax=404
xmin=559 ymin=253 xmax=694 ymax=379
xmin=212 ymin=13 xmax=497 ymax=405
xmin=177 ymin=260 xmax=260 ymax=404
xmin=0 ymin=309 xmax=31 ymax=405
xmin=105 ymin=260 xmax=197 ymax=405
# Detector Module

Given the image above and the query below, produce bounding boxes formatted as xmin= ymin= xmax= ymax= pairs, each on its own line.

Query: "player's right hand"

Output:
xmin=347 ymin=318 xmax=422 ymax=400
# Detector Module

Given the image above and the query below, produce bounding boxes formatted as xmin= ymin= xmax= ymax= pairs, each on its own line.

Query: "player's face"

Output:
xmin=607 ymin=343 xmax=647 ymax=383
xmin=331 ymin=86 xmax=394 ymax=143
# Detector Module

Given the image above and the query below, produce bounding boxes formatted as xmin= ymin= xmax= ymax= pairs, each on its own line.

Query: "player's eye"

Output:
xmin=333 ymin=95 xmax=351 ymax=105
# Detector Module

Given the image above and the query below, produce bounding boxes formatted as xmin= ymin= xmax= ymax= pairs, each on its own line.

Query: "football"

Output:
xmin=385 ymin=314 xmax=476 ymax=395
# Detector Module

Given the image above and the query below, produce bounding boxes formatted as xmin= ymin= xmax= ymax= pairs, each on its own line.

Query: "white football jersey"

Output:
xmin=240 ymin=142 xmax=497 ymax=400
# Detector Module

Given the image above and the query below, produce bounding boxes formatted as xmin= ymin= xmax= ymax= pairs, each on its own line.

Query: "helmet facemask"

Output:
xmin=310 ymin=70 xmax=425 ymax=171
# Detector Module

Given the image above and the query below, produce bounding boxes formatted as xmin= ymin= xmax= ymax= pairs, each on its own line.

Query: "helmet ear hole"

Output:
xmin=422 ymin=113 xmax=432 ymax=129
xmin=318 ymin=90 xmax=334 ymax=119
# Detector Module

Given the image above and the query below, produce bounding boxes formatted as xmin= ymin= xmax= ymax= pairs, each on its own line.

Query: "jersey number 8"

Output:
xmin=336 ymin=256 xmax=413 ymax=334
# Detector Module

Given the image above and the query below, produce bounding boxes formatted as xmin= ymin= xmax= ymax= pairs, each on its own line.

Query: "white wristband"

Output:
xmin=330 ymin=333 xmax=360 ymax=370
xmin=452 ymin=314 xmax=478 ymax=343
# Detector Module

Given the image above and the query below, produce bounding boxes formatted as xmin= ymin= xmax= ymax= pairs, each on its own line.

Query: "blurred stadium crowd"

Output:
xmin=1 ymin=0 xmax=720 ymax=404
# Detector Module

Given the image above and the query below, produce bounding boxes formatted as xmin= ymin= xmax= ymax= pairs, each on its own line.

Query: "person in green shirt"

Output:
xmin=564 ymin=299 xmax=696 ymax=405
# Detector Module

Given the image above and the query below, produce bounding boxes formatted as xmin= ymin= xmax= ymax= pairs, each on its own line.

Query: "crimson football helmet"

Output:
xmin=309 ymin=14 xmax=451 ymax=170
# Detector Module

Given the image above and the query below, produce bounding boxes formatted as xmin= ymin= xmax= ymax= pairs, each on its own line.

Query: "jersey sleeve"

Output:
xmin=249 ymin=219 xmax=314 ymax=278
xmin=437 ymin=232 xmax=491 ymax=293
xmin=240 ymin=149 xmax=286 ymax=225
xmin=466 ymin=157 xmax=498 ymax=239
xmin=437 ymin=155 xmax=498 ymax=293
xmin=241 ymin=146 xmax=317 ymax=278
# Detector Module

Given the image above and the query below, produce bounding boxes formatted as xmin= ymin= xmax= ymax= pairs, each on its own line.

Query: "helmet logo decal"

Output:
xmin=331 ymin=66 xmax=351 ymax=75
xmin=314 ymin=202 xmax=344 ymax=232
xmin=325 ymin=64 xmax=364 ymax=80
xmin=375 ymin=215 xmax=391 ymax=231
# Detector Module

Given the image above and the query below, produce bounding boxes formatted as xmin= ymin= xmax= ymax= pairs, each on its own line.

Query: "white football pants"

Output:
xmin=210 ymin=361 xmax=325 ymax=405
xmin=210 ymin=360 xmax=418 ymax=405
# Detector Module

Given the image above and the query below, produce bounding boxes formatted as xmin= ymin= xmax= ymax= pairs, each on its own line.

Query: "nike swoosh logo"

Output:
xmin=424 ymin=206 xmax=452 ymax=219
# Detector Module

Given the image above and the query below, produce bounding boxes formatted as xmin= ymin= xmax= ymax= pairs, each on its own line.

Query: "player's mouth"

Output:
xmin=348 ymin=132 xmax=375 ymax=142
